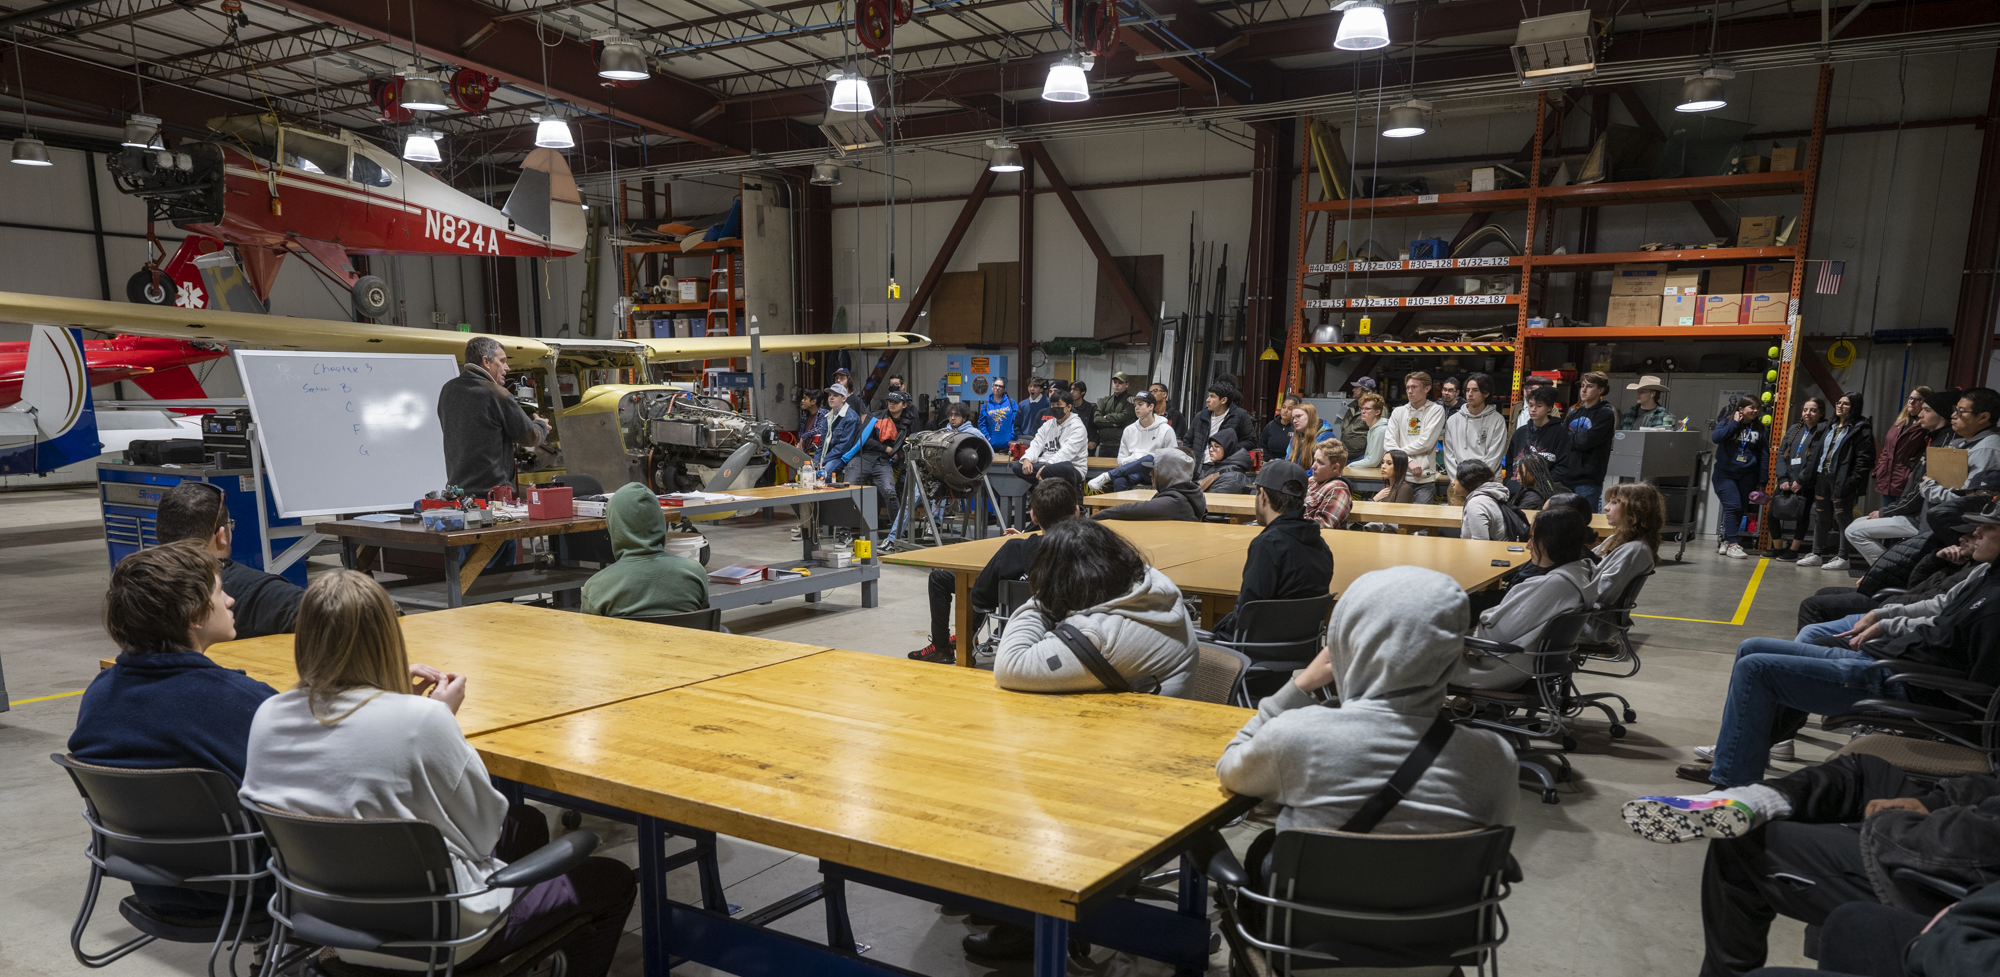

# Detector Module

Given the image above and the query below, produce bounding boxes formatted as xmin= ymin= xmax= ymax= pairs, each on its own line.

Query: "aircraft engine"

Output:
xmin=106 ymin=142 xmax=226 ymax=227
xmin=905 ymin=429 xmax=993 ymax=492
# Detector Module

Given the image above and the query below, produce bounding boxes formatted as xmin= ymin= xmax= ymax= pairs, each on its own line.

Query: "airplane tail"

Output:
xmin=0 ymin=326 xmax=102 ymax=474
xmin=503 ymin=148 xmax=587 ymax=254
xmin=129 ymin=364 xmax=212 ymax=414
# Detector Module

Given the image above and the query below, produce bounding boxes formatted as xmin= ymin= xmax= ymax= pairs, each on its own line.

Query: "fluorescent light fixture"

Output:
xmin=1676 ymin=67 xmax=1735 ymax=112
xmin=1382 ymin=99 xmax=1430 ymax=138
xmin=1333 ymin=0 xmax=1389 ymax=51
xmin=400 ymin=69 xmax=450 ymax=111
xmin=829 ymin=70 xmax=875 ymax=113
xmin=986 ymin=138 xmax=1023 ymax=172
xmin=535 ymin=114 xmax=575 ymax=149
xmin=810 ymin=158 xmax=842 ymax=186
xmin=596 ymin=34 xmax=650 ymax=81
xmin=121 ymin=113 xmax=160 ymax=148
xmin=1510 ymin=10 xmax=1598 ymax=84
xmin=402 ymin=129 xmax=442 ymax=163
xmin=1041 ymin=57 xmax=1089 ymax=102
xmin=11 ymin=136 xmax=51 ymax=166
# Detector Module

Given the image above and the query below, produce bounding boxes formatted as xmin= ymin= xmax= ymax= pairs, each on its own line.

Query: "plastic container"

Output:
xmin=664 ymin=533 xmax=706 ymax=562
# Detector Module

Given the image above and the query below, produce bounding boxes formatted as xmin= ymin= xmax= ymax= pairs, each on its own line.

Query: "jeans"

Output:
xmin=458 ymin=806 xmax=636 ymax=977
xmin=1844 ymin=514 xmax=1918 ymax=565
xmin=847 ymin=451 xmax=898 ymax=531
xmin=1012 ymin=460 xmax=1081 ymax=489
xmin=1571 ymin=481 xmax=1602 ymax=512
xmin=1709 ymin=637 xmax=1903 ymax=786
xmin=1715 ymin=471 xmax=1762 ymax=544
xmin=1412 ymin=481 xmax=1437 ymax=505
xmin=1797 ymin=588 xmax=1878 ymax=630
xmin=1814 ymin=494 xmax=1858 ymax=556
xmin=1794 ymin=613 xmax=1863 ymax=647
xmin=1100 ymin=455 xmax=1155 ymax=491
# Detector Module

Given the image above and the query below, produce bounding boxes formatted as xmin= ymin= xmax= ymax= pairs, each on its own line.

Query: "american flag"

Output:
xmin=1815 ymin=260 xmax=1845 ymax=295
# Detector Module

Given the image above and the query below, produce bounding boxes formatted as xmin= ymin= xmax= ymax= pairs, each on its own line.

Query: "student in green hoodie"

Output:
xmin=582 ymin=482 xmax=710 ymax=618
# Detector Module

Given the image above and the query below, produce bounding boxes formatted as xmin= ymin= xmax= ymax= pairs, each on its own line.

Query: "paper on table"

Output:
xmin=663 ymin=492 xmax=750 ymax=502
xmin=353 ymin=513 xmax=405 ymax=523
xmin=1928 ymin=446 xmax=1969 ymax=490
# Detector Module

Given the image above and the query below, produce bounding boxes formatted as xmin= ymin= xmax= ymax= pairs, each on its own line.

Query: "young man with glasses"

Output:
xmin=153 ymin=481 xmax=305 ymax=639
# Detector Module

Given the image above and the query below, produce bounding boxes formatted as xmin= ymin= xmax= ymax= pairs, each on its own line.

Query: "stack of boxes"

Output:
xmin=1602 ymin=261 xmax=1792 ymax=328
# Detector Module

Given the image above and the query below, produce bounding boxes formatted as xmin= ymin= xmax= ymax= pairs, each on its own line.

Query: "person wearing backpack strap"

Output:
xmin=1456 ymin=460 xmax=1518 ymax=541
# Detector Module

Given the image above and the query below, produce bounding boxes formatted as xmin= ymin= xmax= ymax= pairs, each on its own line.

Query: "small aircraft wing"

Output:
xmin=0 ymin=291 xmax=554 ymax=366
xmin=634 ymin=332 xmax=931 ymax=364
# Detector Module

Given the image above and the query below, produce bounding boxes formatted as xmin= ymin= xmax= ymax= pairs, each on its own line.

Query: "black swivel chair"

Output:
xmin=1824 ymin=673 xmax=2000 ymax=780
xmin=1204 ymin=594 xmax=1338 ymax=707
xmin=628 ymin=607 xmax=726 ymax=632
xmin=968 ymin=578 xmax=1035 ymax=667
xmin=251 ymin=806 xmax=601 ymax=977
xmin=1451 ymin=611 xmax=1602 ymax=804
xmin=51 ymin=754 xmax=272 ymax=977
xmin=1202 ymin=825 xmax=1520 ymax=976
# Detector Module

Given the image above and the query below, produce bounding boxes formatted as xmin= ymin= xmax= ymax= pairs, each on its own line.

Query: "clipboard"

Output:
xmin=1927 ymin=446 xmax=1969 ymax=489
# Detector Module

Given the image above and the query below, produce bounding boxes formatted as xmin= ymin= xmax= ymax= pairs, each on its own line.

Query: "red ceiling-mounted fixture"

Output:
xmin=857 ymin=0 xmax=895 ymax=53
xmin=369 ymin=77 xmax=414 ymax=123
xmin=1063 ymin=0 xmax=1119 ymax=56
xmin=449 ymin=68 xmax=500 ymax=116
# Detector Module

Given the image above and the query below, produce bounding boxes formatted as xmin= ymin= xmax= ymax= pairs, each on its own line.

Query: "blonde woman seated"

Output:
xmin=1581 ymin=482 xmax=1665 ymax=645
xmin=239 ymin=571 xmax=636 ymax=977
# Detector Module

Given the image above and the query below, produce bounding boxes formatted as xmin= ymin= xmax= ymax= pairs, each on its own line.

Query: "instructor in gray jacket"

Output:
xmin=437 ymin=335 xmax=547 ymax=497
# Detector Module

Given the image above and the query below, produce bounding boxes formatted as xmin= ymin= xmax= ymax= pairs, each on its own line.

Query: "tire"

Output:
xmin=351 ymin=274 xmax=391 ymax=319
xmin=126 ymin=269 xmax=171 ymax=305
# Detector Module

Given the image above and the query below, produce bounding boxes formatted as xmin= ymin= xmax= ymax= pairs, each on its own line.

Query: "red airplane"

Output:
xmin=0 ymin=335 xmax=225 ymax=410
xmin=106 ymin=112 xmax=585 ymax=320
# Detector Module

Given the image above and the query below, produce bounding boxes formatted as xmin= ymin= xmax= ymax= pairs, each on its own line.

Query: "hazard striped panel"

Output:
xmin=1297 ymin=343 xmax=1517 ymax=354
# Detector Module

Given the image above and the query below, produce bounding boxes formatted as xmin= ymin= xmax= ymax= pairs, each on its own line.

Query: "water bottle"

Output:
xmin=799 ymin=462 xmax=817 ymax=488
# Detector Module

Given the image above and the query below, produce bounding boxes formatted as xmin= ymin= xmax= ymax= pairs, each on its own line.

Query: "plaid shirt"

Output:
xmin=1304 ymin=477 xmax=1352 ymax=527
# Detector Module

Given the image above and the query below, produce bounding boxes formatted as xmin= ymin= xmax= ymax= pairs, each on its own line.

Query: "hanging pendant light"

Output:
xmin=1675 ymin=67 xmax=1733 ymax=113
xmin=596 ymin=33 xmax=650 ymax=81
xmin=1332 ymin=0 xmax=1390 ymax=51
xmin=401 ymin=128 xmax=442 ymax=163
xmin=1041 ymin=57 xmax=1089 ymax=103
xmin=534 ymin=113 xmax=576 ymax=149
xmin=1382 ymin=99 xmax=1430 ymax=138
xmin=400 ymin=66 xmax=450 ymax=111
xmin=11 ymin=136 xmax=51 ymax=166
xmin=121 ymin=112 xmax=160 ymax=148
xmin=828 ymin=69 xmax=875 ymax=114
xmin=986 ymin=138 xmax=1023 ymax=172
xmin=810 ymin=158 xmax=842 ymax=186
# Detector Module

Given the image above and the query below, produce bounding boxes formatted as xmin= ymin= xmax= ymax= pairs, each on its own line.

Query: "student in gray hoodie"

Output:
xmin=1459 ymin=505 xmax=1596 ymax=690
xmin=1456 ymin=460 xmax=1513 ymax=541
xmin=1216 ymin=565 xmax=1518 ymax=835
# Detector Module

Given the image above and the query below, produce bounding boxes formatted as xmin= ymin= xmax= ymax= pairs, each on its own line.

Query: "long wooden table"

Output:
xmin=1166 ymin=531 xmax=1526 ymax=627
xmin=474 ymin=649 xmax=1252 ymax=977
xmin=1081 ymin=489 xmax=1613 ymax=531
xmin=883 ymin=520 xmax=1262 ymax=665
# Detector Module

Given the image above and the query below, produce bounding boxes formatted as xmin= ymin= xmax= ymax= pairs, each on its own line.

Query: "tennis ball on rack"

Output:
xmin=1762 ymin=391 xmax=1774 ymax=403
xmin=1769 ymin=346 xmax=1781 ymax=358
xmin=1761 ymin=414 xmax=1773 ymax=426
xmin=1766 ymin=370 xmax=1779 ymax=382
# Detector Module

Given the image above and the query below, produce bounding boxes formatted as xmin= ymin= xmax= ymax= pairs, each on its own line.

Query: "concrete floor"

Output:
xmin=0 ymin=486 xmax=1834 ymax=977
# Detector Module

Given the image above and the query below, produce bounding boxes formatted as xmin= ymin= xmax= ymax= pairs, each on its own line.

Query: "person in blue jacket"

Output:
xmin=1712 ymin=395 xmax=1769 ymax=560
xmin=817 ymin=387 xmax=864 ymax=472
xmin=977 ymin=376 xmax=1017 ymax=446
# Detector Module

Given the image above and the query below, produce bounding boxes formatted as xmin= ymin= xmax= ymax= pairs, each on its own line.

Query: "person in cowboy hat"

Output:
xmin=1623 ymin=376 xmax=1674 ymax=430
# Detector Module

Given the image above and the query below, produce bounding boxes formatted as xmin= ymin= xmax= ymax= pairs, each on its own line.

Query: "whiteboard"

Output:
xmin=236 ymin=350 xmax=458 ymax=517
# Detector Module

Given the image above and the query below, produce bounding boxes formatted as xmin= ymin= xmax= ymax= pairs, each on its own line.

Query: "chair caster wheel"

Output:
xmin=1068 ymin=937 xmax=1093 ymax=964
xmin=560 ymin=809 xmax=583 ymax=830
xmin=1541 ymin=790 xmax=1560 ymax=805
xmin=1561 ymin=736 xmax=1579 ymax=752
xmin=1623 ymin=708 xmax=1639 ymax=723
xmin=1609 ymin=724 xmax=1627 ymax=739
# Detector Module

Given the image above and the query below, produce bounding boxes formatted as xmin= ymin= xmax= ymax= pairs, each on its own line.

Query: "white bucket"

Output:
xmin=664 ymin=533 xmax=706 ymax=562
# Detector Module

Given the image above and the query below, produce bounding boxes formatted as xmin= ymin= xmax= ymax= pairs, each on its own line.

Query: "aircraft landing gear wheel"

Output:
xmin=127 ymin=270 xmax=171 ymax=305
xmin=352 ymin=274 xmax=391 ymax=319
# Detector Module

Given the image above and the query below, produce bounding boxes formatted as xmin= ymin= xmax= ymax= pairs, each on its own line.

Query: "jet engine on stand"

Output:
xmin=893 ymin=429 xmax=1006 ymax=550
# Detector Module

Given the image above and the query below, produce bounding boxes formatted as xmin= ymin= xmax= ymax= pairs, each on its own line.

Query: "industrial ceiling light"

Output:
xmin=121 ymin=112 xmax=160 ymax=148
xmin=1381 ymin=99 xmax=1430 ymax=137
xmin=1510 ymin=10 xmax=1598 ymax=84
xmin=400 ymin=67 xmax=450 ymax=111
xmin=534 ymin=113 xmax=575 ymax=149
xmin=1675 ymin=68 xmax=1732 ymax=112
xmin=11 ymin=136 xmax=51 ymax=166
xmin=1041 ymin=56 xmax=1089 ymax=102
xmin=828 ymin=69 xmax=875 ymax=114
xmin=1332 ymin=0 xmax=1389 ymax=51
xmin=986 ymin=138 xmax=1023 ymax=172
xmin=810 ymin=158 xmax=842 ymax=186
xmin=596 ymin=33 xmax=650 ymax=81
xmin=401 ymin=128 xmax=442 ymax=163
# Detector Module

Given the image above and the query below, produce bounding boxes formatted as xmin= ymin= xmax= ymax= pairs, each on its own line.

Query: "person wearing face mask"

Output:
xmin=1800 ymin=393 xmax=1874 ymax=570
xmin=1013 ymin=390 xmax=1089 ymax=487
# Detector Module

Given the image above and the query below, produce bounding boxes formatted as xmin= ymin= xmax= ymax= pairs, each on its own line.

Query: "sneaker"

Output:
xmin=907 ymin=642 xmax=956 ymax=664
xmin=789 ymin=527 xmax=803 ymax=541
xmin=1723 ymin=543 xmax=1749 ymax=559
xmin=1717 ymin=541 xmax=1729 ymax=555
xmin=1821 ymin=557 xmax=1850 ymax=571
xmin=1621 ymin=794 xmax=1760 ymax=844
xmin=1087 ymin=473 xmax=1112 ymax=492
xmin=1693 ymin=742 xmax=1794 ymax=764
xmin=1795 ymin=553 xmax=1824 ymax=567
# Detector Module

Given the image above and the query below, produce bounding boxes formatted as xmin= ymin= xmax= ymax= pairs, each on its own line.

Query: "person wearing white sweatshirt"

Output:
xmin=1442 ymin=372 xmax=1510 ymax=492
xmin=1013 ymin=390 xmax=1090 ymax=486
xmin=1384 ymin=370 xmax=1450 ymax=503
xmin=239 ymin=571 xmax=635 ymax=977
xmin=1089 ymin=391 xmax=1180 ymax=492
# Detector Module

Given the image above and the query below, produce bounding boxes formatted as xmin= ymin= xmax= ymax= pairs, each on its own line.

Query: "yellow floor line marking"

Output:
xmin=8 ymin=689 xmax=85 ymax=706
xmin=1634 ymin=557 xmax=1770 ymax=626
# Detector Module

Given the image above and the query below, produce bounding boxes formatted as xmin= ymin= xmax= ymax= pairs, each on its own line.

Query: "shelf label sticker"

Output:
xmin=1357 ymin=260 xmax=1403 ymax=271
xmin=1409 ymin=259 xmax=1453 ymax=269
xmin=1417 ymin=194 xmax=1440 ymax=204
xmin=1305 ymin=299 xmax=1341 ymax=309
xmin=1357 ymin=297 xmax=1401 ymax=307
xmin=1307 ymin=263 xmax=1344 ymax=273
xmin=1457 ymin=257 xmax=1511 ymax=268
xmin=1453 ymin=294 xmax=1508 ymax=305
xmin=1408 ymin=295 xmax=1453 ymax=306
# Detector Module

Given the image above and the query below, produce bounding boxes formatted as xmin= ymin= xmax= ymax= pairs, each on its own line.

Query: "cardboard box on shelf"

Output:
xmin=1453 ymin=181 xmax=1472 ymax=193
xmin=1734 ymin=155 xmax=1770 ymax=173
xmin=1700 ymin=293 xmax=1747 ymax=325
xmin=1470 ymin=167 xmax=1496 ymax=192
xmin=1606 ymin=295 xmax=1663 ymax=328
xmin=1771 ymin=146 xmax=1798 ymax=171
xmin=1749 ymin=262 xmax=1791 ymax=292
xmin=1661 ymin=294 xmax=1701 ymax=327
xmin=1739 ymin=216 xmax=1780 ymax=247
xmin=678 ymin=279 xmax=707 ymax=302
xmin=1708 ymin=265 xmax=1747 ymax=294
xmin=1746 ymin=293 xmax=1788 ymax=325
xmin=1610 ymin=263 xmax=1669 ymax=295
xmin=1662 ymin=269 xmax=1703 ymax=295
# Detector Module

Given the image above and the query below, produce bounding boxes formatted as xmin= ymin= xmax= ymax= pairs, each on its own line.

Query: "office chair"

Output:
xmin=1189 ymin=644 xmax=1250 ymax=705
xmin=628 ymin=607 xmax=726 ymax=632
xmin=251 ymin=806 xmax=601 ymax=977
xmin=51 ymin=755 xmax=272 ymax=977
xmin=1205 ymin=594 xmax=1338 ymax=707
xmin=1450 ymin=611 xmax=1599 ymax=804
xmin=1824 ymin=673 xmax=2000 ymax=780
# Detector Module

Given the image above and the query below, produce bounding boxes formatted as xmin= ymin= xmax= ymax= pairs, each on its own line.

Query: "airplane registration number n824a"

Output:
xmin=423 ymin=209 xmax=502 ymax=254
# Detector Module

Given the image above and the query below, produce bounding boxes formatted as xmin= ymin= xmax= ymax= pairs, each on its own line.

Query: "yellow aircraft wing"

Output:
xmin=635 ymin=332 xmax=930 ymax=364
